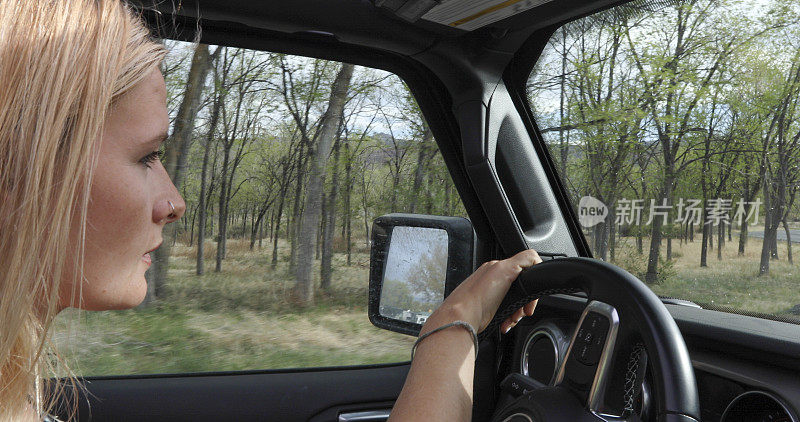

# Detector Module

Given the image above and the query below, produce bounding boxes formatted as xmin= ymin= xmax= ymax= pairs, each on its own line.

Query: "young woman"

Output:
xmin=0 ymin=1 xmax=536 ymax=420
xmin=0 ymin=1 xmax=184 ymax=419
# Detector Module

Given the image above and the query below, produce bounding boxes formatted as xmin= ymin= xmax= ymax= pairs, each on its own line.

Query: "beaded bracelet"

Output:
xmin=411 ymin=320 xmax=479 ymax=360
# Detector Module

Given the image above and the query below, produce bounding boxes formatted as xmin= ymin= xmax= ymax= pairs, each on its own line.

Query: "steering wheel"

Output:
xmin=485 ymin=257 xmax=700 ymax=422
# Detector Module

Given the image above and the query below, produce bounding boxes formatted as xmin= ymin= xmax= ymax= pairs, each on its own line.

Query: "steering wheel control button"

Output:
xmin=570 ymin=312 xmax=609 ymax=366
xmin=501 ymin=374 xmax=546 ymax=398
xmin=578 ymin=344 xmax=590 ymax=362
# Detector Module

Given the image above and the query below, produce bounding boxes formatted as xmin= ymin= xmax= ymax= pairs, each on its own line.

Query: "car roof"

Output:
xmin=133 ymin=0 xmax=629 ymax=68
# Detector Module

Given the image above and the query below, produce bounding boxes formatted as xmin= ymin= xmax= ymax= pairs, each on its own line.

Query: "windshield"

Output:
xmin=527 ymin=0 xmax=800 ymax=319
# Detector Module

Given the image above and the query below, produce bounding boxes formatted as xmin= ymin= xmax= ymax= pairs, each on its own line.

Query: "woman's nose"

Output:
xmin=154 ymin=196 xmax=186 ymax=224
xmin=166 ymin=196 xmax=186 ymax=223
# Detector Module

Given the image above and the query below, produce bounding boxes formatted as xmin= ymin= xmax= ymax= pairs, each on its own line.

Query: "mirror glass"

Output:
xmin=379 ymin=226 xmax=448 ymax=325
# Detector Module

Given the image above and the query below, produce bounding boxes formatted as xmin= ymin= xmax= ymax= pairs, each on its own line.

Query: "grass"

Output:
xmin=52 ymin=232 xmax=800 ymax=377
xmin=609 ymin=233 xmax=800 ymax=316
xmin=52 ymin=238 xmax=414 ymax=377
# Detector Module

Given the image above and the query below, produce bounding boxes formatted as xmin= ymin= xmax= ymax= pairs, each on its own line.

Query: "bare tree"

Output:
xmin=293 ymin=63 xmax=355 ymax=305
xmin=145 ymin=43 xmax=217 ymax=304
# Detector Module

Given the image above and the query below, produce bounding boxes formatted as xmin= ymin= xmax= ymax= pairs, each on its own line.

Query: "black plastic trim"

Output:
xmin=66 ymin=361 xmax=411 ymax=382
xmin=500 ymin=26 xmax=592 ymax=258
xmin=55 ymin=363 xmax=411 ymax=422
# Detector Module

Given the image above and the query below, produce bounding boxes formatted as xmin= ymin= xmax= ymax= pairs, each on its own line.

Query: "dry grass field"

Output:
xmin=53 ymin=238 xmax=414 ymax=377
xmin=636 ymin=237 xmax=799 ymax=316
xmin=52 ymin=233 xmax=799 ymax=377
xmin=606 ymin=234 xmax=800 ymax=315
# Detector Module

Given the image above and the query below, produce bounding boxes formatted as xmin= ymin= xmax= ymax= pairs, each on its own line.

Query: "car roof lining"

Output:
xmin=132 ymin=0 xmax=634 ymax=60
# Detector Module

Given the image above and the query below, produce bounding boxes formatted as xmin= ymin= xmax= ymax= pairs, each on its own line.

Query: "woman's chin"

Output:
xmin=115 ymin=278 xmax=148 ymax=310
xmin=80 ymin=276 xmax=149 ymax=311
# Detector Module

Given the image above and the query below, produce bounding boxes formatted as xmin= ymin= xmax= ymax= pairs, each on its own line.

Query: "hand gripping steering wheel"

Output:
xmin=485 ymin=257 xmax=700 ymax=422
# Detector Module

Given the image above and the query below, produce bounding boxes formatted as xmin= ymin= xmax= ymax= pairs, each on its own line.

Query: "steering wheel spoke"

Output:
xmin=554 ymin=301 xmax=621 ymax=415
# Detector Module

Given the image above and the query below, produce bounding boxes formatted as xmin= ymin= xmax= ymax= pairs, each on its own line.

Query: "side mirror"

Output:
xmin=368 ymin=213 xmax=474 ymax=336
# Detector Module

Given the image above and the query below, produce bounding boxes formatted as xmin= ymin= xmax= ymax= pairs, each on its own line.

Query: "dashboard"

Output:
xmin=504 ymin=295 xmax=800 ymax=422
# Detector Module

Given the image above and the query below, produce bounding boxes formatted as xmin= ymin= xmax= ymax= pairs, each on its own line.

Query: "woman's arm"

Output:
xmin=389 ymin=249 xmax=543 ymax=421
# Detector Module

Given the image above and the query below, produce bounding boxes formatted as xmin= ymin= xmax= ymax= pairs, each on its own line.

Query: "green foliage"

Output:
xmin=530 ymin=0 xmax=800 ymax=290
xmin=612 ymin=238 xmax=675 ymax=285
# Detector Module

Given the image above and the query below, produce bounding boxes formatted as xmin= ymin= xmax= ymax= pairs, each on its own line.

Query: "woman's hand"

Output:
xmin=389 ymin=249 xmax=543 ymax=422
xmin=421 ymin=249 xmax=543 ymax=337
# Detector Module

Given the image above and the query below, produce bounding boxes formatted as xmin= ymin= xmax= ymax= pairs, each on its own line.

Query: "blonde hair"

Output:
xmin=0 ymin=1 xmax=166 ymax=419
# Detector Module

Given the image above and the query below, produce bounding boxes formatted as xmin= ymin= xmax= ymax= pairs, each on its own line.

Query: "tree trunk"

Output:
xmin=321 ymin=139 xmax=341 ymax=291
xmin=760 ymin=189 xmax=775 ymax=275
xmin=250 ymin=204 xmax=271 ymax=251
xmin=759 ymin=223 xmax=773 ymax=276
xmin=289 ymin=150 xmax=307 ymax=271
xmin=646 ymin=213 xmax=664 ymax=282
xmin=636 ymin=228 xmax=643 ymax=255
xmin=259 ymin=217 xmax=264 ymax=249
xmin=165 ymin=44 xmax=216 ymax=191
xmin=409 ymin=128 xmax=432 ymax=213
xmin=666 ymin=235 xmax=672 ymax=261
xmin=728 ymin=221 xmax=732 ymax=242
xmin=343 ymin=141 xmax=353 ymax=266
xmin=700 ymin=219 xmax=709 ymax=268
xmin=249 ymin=207 xmax=257 ymax=249
xmin=144 ymin=44 xmax=216 ymax=305
xmin=272 ymin=196 xmax=285 ymax=269
xmin=594 ymin=222 xmax=608 ymax=261
xmin=771 ymin=230 xmax=779 ymax=260
xmin=738 ymin=220 xmax=748 ymax=256
xmin=609 ymin=209 xmax=617 ymax=262
xmin=361 ymin=172 xmax=370 ymax=248
xmin=188 ymin=206 xmax=195 ymax=247
xmin=558 ymin=28 xmax=569 ymax=178
xmin=294 ymin=64 xmax=355 ymax=305
xmin=245 ymin=207 xmax=252 ymax=240
xmin=425 ymin=171 xmax=433 ymax=214
xmin=215 ymin=147 xmax=231 ymax=272
xmin=784 ymin=218 xmax=794 ymax=264
xmin=645 ymin=185 xmax=671 ymax=284
xmin=317 ymin=194 xmax=326 ymax=260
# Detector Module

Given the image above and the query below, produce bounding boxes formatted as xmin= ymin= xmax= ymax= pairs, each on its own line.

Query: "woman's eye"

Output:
xmin=139 ymin=149 xmax=164 ymax=169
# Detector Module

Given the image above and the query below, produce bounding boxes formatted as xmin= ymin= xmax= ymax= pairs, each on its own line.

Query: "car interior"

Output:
xmin=54 ymin=0 xmax=800 ymax=421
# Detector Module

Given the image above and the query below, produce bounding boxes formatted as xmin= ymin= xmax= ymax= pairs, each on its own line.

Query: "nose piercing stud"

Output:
xmin=168 ymin=200 xmax=176 ymax=218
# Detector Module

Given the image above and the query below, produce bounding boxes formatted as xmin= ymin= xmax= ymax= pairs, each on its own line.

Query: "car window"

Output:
xmin=527 ymin=0 xmax=800 ymax=320
xmin=53 ymin=42 xmax=466 ymax=376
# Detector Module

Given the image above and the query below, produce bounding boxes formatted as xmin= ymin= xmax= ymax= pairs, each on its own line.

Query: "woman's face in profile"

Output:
xmin=61 ymin=68 xmax=185 ymax=311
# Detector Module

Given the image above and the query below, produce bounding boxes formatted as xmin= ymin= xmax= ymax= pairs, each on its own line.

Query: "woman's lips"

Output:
xmin=143 ymin=242 xmax=161 ymax=266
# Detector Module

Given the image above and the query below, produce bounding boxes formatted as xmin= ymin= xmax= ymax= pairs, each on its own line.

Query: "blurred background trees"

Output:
xmin=529 ymin=0 xmax=800 ymax=280
xmin=146 ymin=44 xmax=465 ymax=306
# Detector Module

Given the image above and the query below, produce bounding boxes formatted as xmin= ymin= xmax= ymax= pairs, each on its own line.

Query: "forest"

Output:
xmin=145 ymin=45 xmax=466 ymax=308
xmin=529 ymin=0 xmax=800 ymax=284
